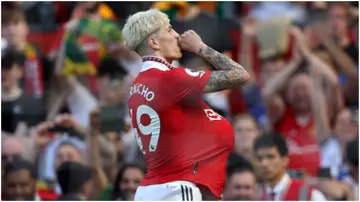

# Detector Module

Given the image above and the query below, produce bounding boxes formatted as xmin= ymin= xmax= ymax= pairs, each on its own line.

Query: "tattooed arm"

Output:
xmin=198 ymin=44 xmax=250 ymax=93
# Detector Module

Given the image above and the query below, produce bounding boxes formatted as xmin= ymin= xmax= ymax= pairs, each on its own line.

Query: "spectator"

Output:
xmin=54 ymin=142 xmax=84 ymax=170
xmin=37 ymin=136 xmax=86 ymax=197
xmin=111 ymin=164 xmax=146 ymax=201
xmin=56 ymin=162 xmax=94 ymax=200
xmin=341 ymin=138 xmax=359 ymax=200
xmin=327 ymin=2 xmax=358 ymax=63
xmin=262 ymin=26 xmax=342 ymax=177
xmin=1 ymin=50 xmax=46 ymax=133
xmin=312 ymin=2 xmax=358 ymax=108
xmin=254 ymin=132 xmax=327 ymax=200
xmin=231 ymin=114 xmax=260 ymax=162
xmin=1 ymin=136 xmax=24 ymax=175
xmin=3 ymin=159 xmax=38 ymax=200
xmin=1 ymin=8 xmax=53 ymax=99
xmin=334 ymin=108 xmax=359 ymax=152
xmin=224 ymin=163 xmax=257 ymax=200
xmin=49 ymin=1 xmax=123 ymax=97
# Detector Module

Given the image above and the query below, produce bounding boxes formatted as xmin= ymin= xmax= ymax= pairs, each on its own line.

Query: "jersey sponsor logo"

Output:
xmin=204 ymin=109 xmax=222 ymax=121
xmin=286 ymin=139 xmax=319 ymax=155
xmin=185 ymin=68 xmax=205 ymax=78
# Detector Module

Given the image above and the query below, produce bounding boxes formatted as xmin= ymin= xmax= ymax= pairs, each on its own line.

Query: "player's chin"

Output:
xmin=176 ymin=51 xmax=182 ymax=59
xmin=171 ymin=51 xmax=182 ymax=60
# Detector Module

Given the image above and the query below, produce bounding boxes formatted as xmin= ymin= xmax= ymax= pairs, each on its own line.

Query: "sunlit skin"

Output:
xmin=148 ymin=23 xmax=182 ymax=63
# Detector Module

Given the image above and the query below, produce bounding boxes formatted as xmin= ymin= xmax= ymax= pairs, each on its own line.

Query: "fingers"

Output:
xmin=179 ymin=30 xmax=196 ymax=38
xmin=35 ymin=121 xmax=55 ymax=134
xmin=54 ymin=113 xmax=78 ymax=127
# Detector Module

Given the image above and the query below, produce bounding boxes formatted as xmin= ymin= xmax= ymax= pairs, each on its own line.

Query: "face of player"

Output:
xmin=225 ymin=171 xmax=257 ymax=201
xmin=119 ymin=167 xmax=144 ymax=200
xmin=4 ymin=169 xmax=36 ymax=200
xmin=328 ymin=4 xmax=349 ymax=39
xmin=255 ymin=146 xmax=288 ymax=182
xmin=286 ymin=73 xmax=312 ymax=114
xmin=2 ymin=20 xmax=29 ymax=48
xmin=54 ymin=144 xmax=83 ymax=170
xmin=233 ymin=117 xmax=260 ymax=157
xmin=2 ymin=65 xmax=23 ymax=91
xmin=152 ymin=23 xmax=182 ymax=62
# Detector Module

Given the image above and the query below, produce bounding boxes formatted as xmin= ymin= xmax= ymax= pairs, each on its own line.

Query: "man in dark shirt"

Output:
xmin=2 ymin=50 xmax=45 ymax=133
xmin=56 ymin=162 xmax=94 ymax=201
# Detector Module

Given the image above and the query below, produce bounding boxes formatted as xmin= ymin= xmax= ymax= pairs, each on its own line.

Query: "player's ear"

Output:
xmin=148 ymin=35 xmax=160 ymax=51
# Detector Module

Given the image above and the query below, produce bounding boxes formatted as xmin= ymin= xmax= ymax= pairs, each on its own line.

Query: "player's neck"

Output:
xmin=151 ymin=52 xmax=173 ymax=64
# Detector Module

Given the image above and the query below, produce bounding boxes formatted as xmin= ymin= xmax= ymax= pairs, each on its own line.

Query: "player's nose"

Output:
xmin=173 ymin=31 xmax=180 ymax=39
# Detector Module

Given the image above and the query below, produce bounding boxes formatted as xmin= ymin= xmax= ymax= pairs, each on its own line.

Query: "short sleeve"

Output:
xmin=165 ymin=68 xmax=211 ymax=100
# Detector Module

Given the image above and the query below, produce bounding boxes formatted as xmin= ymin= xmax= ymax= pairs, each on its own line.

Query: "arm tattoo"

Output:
xmin=198 ymin=46 xmax=249 ymax=92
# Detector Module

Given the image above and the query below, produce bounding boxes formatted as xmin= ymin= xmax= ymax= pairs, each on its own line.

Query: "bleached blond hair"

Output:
xmin=122 ymin=9 xmax=170 ymax=51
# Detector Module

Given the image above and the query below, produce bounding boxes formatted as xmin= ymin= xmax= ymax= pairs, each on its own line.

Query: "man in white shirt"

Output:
xmin=254 ymin=132 xmax=327 ymax=200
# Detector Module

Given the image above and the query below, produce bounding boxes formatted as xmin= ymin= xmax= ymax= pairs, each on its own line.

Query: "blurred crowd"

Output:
xmin=1 ymin=1 xmax=359 ymax=201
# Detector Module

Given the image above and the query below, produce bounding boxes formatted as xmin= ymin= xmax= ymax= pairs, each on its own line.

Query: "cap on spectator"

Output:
xmin=2 ymin=49 xmax=26 ymax=69
xmin=56 ymin=162 xmax=93 ymax=194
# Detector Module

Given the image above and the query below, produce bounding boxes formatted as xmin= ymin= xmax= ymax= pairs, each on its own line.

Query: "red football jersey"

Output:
xmin=274 ymin=108 xmax=320 ymax=177
xmin=128 ymin=59 xmax=235 ymax=197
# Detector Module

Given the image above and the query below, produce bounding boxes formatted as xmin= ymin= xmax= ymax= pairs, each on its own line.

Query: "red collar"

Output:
xmin=142 ymin=56 xmax=175 ymax=69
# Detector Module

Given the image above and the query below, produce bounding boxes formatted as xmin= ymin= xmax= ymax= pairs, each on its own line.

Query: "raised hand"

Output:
xmin=89 ymin=107 xmax=101 ymax=131
xmin=178 ymin=30 xmax=206 ymax=54
xmin=242 ymin=16 xmax=259 ymax=38
xmin=54 ymin=114 xmax=80 ymax=128
xmin=289 ymin=26 xmax=311 ymax=57
xmin=33 ymin=121 xmax=55 ymax=147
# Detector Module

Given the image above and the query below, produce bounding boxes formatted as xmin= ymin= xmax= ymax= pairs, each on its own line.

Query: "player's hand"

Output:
xmin=178 ymin=30 xmax=206 ymax=54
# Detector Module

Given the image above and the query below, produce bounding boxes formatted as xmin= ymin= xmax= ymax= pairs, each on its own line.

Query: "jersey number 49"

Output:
xmin=129 ymin=105 xmax=160 ymax=155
